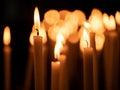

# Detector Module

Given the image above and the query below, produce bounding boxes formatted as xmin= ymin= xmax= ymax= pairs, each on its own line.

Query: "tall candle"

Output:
xmin=24 ymin=32 xmax=34 ymax=90
xmin=33 ymin=7 xmax=43 ymax=90
xmin=103 ymin=14 xmax=119 ymax=90
xmin=54 ymin=34 xmax=68 ymax=90
xmin=104 ymin=31 xmax=119 ymax=90
xmin=80 ymin=28 xmax=94 ymax=90
xmin=51 ymin=61 xmax=60 ymax=90
xmin=83 ymin=48 xmax=94 ymax=90
xmin=3 ymin=26 xmax=11 ymax=90
xmin=58 ymin=55 xmax=68 ymax=90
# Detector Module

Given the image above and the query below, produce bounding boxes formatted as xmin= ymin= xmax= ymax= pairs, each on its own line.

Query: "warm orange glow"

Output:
xmin=38 ymin=26 xmax=47 ymax=44
xmin=3 ymin=26 xmax=11 ymax=46
xmin=59 ymin=10 xmax=70 ymax=20
xmin=65 ymin=12 xmax=79 ymax=29
xmin=29 ymin=31 xmax=36 ymax=46
xmin=54 ymin=34 xmax=65 ymax=59
xmin=83 ymin=22 xmax=91 ymax=32
xmin=115 ymin=11 xmax=120 ymax=25
xmin=34 ymin=7 xmax=40 ymax=31
xmin=80 ymin=28 xmax=90 ymax=52
xmin=73 ymin=10 xmax=86 ymax=26
xmin=103 ymin=14 xmax=116 ymax=31
xmin=109 ymin=15 xmax=116 ymax=31
xmin=103 ymin=13 xmax=109 ymax=30
xmin=44 ymin=9 xmax=60 ymax=25
xmin=95 ymin=34 xmax=105 ymax=51
xmin=88 ymin=9 xmax=105 ymax=34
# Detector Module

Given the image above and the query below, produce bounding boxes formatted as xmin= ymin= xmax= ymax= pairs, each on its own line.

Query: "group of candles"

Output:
xmin=3 ymin=6 xmax=120 ymax=90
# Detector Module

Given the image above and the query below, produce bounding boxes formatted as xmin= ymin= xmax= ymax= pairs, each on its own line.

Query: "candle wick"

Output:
xmin=36 ymin=29 xmax=39 ymax=36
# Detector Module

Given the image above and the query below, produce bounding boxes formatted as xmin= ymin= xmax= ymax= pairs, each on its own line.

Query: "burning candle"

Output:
xmin=54 ymin=34 xmax=68 ymax=90
xmin=51 ymin=61 xmax=60 ymax=90
xmin=51 ymin=39 xmax=61 ymax=90
xmin=103 ymin=14 xmax=119 ymax=90
xmin=51 ymin=33 xmax=68 ymax=90
xmin=80 ymin=28 xmax=94 ymax=90
xmin=3 ymin=26 xmax=11 ymax=90
xmin=33 ymin=7 xmax=43 ymax=90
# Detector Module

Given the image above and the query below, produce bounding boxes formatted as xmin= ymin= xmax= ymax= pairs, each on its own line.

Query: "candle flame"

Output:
xmin=88 ymin=8 xmax=105 ymax=34
xmin=95 ymin=34 xmax=105 ymax=51
xmin=115 ymin=11 xmax=120 ymax=25
xmin=103 ymin=13 xmax=109 ymax=30
xmin=83 ymin=22 xmax=91 ymax=32
xmin=80 ymin=28 xmax=90 ymax=52
xmin=54 ymin=34 xmax=65 ymax=59
xmin=109 ymin=15 xmax=116 ymax=31
xmin=3 ymin=26 xmax=11 ymax=46
xmin=34 ymin=7 xmax=40 ymax=31
xmin=103 ymin=13 xmax=116 ymax=31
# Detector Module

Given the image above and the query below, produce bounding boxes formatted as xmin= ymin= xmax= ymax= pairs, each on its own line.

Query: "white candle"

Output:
xmin=51 ymin=61 xmax=60 ymax=90
xmin=3 ymin=26 xmax=11 ymax=90
xmin=80 ymin=28 xmax=94 ymax=90
xmin=83 ymin=48 xmax=94 ymax=90
xmin=58 ymin=55 xmax=68 ymax=90
xmin=103 ymin=14 xmax=119 ymax=90
xmin=24 ymin=32 xmax=34 ymax=90
xmin=104 ymin=31 xmax=119 ymax=90
xmin=33 ymin=7 xmax=43 ymax=90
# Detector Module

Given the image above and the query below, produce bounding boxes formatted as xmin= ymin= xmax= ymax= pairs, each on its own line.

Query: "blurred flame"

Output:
xmin=83 ymin=22 xmax=91 ymax=32
xmin=103 ymin=13 xmax=109 ymax=30
xmin=80 ymin=28 xmax=90 ymax=52
xmin=39 ymin=26 xmax=47 ymax=44
xmin=95 ymin=34 xmax=105 ymax=51
xmin=109 ymin=15 xmax=116 ymax=31
xmin=3 ymin=26 xmax=11 ymax=46
xmin=103 ymin=14 xmax=116 ymax=31
xmin=88 ymin=8 xmax=105 ymax=34
xmin=34 ymin=7 xmax=40 ymax=31
xmin=54 ymin=34 xmax=65 ymax=59
xmin=29 ymin=30 xmax=36 ymax=46
xmin=115 ymin=11 xmax=120 ymax=25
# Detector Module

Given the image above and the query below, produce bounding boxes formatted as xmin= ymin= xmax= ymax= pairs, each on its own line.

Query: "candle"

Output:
xmin=33 ymin=7 xmax=43 ymax=90
xmin=103 ymin=14 xmax=119 ymax=90
xmin=83 ymin=48 xmax=94 ymax=90
xmin=51 ymin=61 xmax=60 ymax=90
xmin=80 ymin=28 xmax=94 ymax=90
xmin=54 ymin=34 xmax=68 ymax=90
xmin=3 ymin=26 xmax=11 ymax=90
xmin=24 ymin=32 xmax=34 ymax=90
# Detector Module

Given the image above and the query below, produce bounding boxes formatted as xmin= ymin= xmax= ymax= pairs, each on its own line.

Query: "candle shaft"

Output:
xmin=24 ymin=46 xmax=34 ymax=90
xmin=4 ymin=46 xmax=11 ymax=90
xmin=83 ymin=48 xmax=93 ymax=90
xmin=33 ymin=36 xmax=43 ymax=90
xmin=51 ymin=61 xmax=60 ymax=90
xmin=104 ymin=31 xmax=119 ymax=90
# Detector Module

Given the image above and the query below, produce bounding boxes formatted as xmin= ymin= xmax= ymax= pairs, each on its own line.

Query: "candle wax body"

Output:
xmin=83 ymin=47 xmax=93 ymax=90
xmin=33 ymin=36 xmax=43 ymax=90
xmin=51 ymin=61 xmax=60 ymax=90
xmin=24 ymin=46 xmax=34 ymax=90
xmin=4 ymin=46 xmax=12 ymax=90
xmin=104 ymin=31 xmax=119 ymax=90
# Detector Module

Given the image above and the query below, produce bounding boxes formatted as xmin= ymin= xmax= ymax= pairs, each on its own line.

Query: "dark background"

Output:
xmin=0 ymin=0 xmax=120 ymax=90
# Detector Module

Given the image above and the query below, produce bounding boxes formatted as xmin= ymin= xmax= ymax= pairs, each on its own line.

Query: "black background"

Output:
xmin=0 ymin=0 xmax=120 ymax=90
